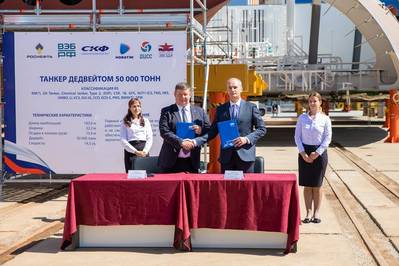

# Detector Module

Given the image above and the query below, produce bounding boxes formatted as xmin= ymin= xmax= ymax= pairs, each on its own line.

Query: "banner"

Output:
xmin=3 ymin=32 xmax=186 ymax=174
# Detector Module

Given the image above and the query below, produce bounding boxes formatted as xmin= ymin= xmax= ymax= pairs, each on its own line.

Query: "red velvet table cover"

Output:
xmin=61 ymin=173 xmax=300 ymax=253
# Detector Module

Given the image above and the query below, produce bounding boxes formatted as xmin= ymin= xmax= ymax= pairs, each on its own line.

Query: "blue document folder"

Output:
xmin=217 ymin=120 xmax=239 ymax=149
xmin=176 ymin=122 xmax=195 ymax=139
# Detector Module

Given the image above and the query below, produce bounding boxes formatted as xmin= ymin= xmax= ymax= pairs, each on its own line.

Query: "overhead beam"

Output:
xmin=308 ymin=0 xmax=321 ymax=65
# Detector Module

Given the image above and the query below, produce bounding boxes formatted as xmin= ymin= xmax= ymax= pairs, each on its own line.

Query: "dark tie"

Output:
xmin=182 ymin=107 xmax=188 ymax=122
xmin=232 ymin=104 xmax=238 ymax=120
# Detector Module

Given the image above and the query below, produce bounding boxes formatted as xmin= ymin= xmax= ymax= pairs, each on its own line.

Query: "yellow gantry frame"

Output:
xmin=187 ymin=64 xmax=267 ymax=97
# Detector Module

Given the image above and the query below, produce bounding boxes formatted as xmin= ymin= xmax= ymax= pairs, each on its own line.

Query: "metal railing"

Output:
xmin=258 ymin=68 xmax=382 ymax=92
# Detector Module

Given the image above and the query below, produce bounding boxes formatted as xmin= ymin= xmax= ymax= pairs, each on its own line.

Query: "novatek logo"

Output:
xmin=140 ymin=41 xmax=152 ymax=59
xmin=158 ymin=43 xmax=174 ymax=58
xmin=115 ymin=43 xmax=134 ymax=59
xmin=81 ymin=45 xmax=110 ymax=55
xmin=26 ymin=43 xmax=53 ymax=59
xmin=120 ymin=43 xmax=130 ymax=54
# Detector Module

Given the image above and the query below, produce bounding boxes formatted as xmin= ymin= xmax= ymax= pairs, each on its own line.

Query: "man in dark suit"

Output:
xmin=158 ymin=82 xmax=210 ymax=173
xmin=196 ymin=77 xmax=266 ymax=173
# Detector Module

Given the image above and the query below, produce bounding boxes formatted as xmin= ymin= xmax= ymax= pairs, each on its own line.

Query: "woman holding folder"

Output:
xmin=294 ymin=92 xmax=332 ymax=224
xmin=120 ymin=97 xmax=153 ymax=173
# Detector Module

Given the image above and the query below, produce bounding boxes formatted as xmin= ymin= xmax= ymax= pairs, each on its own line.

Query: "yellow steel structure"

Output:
xmin=187 ymin=64 xmax=267 ymax=96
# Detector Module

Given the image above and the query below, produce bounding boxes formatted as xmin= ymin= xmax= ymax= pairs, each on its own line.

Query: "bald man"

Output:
xmin=197 ymin=78 xmax=266 ymax=173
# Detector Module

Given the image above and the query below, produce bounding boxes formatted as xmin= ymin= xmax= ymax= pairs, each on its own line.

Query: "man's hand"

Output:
xmin=135 ymin=151 xmax=146 ymax=157
xmin=181 ymin=140 xmax=194 ymax=151
xmin=233 ymin=137 xmax=248 ymax=148
xmin=309 ymin=152 xmax=319 ymax=161
xmin=300 ymin=152 xmax=313 ymax=163
xmin=192 ymin=125 xmax=202 ymax=135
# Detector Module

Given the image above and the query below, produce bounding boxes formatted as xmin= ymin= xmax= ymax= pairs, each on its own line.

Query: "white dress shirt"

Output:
xmin=177 ymin=104 xmax=192 ymax=158
xmin=177 ymin=105 xmax=192 ymax=122
xmin=294 ymin=112 xmax=332 ymax=155
xmin=120 ymin=117 xmax=153 ymax=154
xmin=229 ymin=99 xmax=242 ymax=119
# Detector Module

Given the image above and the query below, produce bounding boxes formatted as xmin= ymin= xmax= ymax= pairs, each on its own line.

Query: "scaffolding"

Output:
xmin=0 ymin=0 xmax=215 ymax=181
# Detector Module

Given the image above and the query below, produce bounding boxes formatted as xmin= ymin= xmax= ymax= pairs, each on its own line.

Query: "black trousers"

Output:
xmin=161 ymin=158 xmax=198 ymax=173
xmin=124 ymin=140 xmax=146 ymax=173
xmin=221 ymin=150 xmax=255 ymax=173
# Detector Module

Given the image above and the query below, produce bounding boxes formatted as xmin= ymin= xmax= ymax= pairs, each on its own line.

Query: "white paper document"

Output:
xmin=223 ymin=170 xmax=244 ymax=180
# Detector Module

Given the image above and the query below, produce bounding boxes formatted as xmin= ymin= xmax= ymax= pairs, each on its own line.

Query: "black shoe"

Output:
xmin=312 ymin=218 xmax=321 ymax=223
xmin=302 ymin=218 xmax=311 ymax=223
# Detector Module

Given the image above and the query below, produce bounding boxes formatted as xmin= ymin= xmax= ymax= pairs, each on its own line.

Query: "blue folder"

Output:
xmin=176 ymin=122 xmax=195 ymax=139
xmin=217 ymin=119 xmax=239 ymax=149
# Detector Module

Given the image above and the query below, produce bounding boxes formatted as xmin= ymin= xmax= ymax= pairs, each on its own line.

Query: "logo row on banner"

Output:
xmin=26 ymin=41 xmax=175 ymax=60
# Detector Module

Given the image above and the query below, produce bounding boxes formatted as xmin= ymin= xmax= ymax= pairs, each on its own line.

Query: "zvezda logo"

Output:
xmin=115 ymin=43 xmax=134 ymax=59
xmin=158 ymin=43 xmax=174 ymax=58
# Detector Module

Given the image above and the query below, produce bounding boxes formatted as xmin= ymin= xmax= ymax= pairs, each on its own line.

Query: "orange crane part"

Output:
xmin=206 ymin=92 xmax=227 ymax=173
xmin=385 ymin=89 xmax=399 ymax=143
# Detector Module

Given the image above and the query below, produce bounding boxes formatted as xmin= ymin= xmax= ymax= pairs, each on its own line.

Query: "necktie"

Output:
xmin=232 ymin=104 xmax=238 ymax=120
xmin=181 ymin=107 xmax=189 ymax=154
xmin=182 ymin=107 xmax=188 ymax=122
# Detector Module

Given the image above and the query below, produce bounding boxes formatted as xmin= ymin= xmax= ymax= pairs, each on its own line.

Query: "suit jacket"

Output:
xmin=158 ymin=104 xmax=210 ymax=170
xmin=197 ymin=100 xmax=266 ymax=164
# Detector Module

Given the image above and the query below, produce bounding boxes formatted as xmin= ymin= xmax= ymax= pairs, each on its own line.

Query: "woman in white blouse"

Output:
xmin=120 ymin=98 xmax=153 ymax=173
xmin=294 ymin=92 xmax=332 ymax=224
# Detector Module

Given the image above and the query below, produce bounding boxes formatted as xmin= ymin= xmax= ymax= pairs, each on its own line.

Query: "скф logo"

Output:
xmin=81 ymin=45 xmax=109 ymax=52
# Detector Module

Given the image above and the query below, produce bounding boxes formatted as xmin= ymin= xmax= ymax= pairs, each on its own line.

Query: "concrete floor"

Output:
xmin=1 ymin=125 xmax=398 ymax=265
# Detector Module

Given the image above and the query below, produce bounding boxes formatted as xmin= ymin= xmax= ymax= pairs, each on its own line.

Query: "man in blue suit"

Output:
xmin=158 ymin=82 xmax=210 ymax=173
xmin=198 ymin=77 xmax=266 ymax=173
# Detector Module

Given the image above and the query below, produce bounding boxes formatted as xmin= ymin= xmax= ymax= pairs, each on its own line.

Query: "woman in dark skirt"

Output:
xmin=120 ymin=98 xmax=153 ymax=173
xmin=294 ymin=92 xmax=332 ymax=224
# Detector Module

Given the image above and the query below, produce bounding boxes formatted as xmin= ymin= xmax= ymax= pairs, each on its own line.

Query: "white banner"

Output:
xmin=8 ymin=32 xmax=186 ymax=174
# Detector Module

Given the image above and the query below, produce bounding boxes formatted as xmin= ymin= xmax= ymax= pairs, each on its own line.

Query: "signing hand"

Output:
xmin=233 ymin=137 xmax=248 ymax=148
xmin=309 ymin=152 xmax=319 ymax=161
xmin=181 ymin=140 xmax=194 ymax=151
xmin=192 ymin=125 xmax=202 ymax=135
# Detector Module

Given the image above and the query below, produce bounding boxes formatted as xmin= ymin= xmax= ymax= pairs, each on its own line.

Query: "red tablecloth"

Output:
xmin=61 ymin=173 xmax=300 ymax=253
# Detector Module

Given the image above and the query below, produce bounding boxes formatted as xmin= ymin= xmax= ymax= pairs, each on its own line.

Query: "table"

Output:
xmin=61 ymin=173 xmax=300 ymax=253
